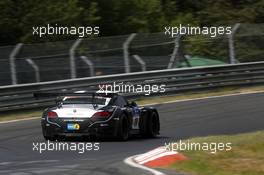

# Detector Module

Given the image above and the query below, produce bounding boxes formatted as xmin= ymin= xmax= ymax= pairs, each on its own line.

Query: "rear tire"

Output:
xmin=44 ymin=135 xmax=56 ymax=141
xmin=42 ymin=125 xmax=56 ymax=141
xmin=140 ymin=111 xmax=159 ymax=138
xmin=148 ymin=112 xmax=159 ymax=137
xmin=116 ymin=114 xmax=129 ymax=141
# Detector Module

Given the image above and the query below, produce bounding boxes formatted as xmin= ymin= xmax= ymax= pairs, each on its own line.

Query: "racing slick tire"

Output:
xmin=116 ymin=114 xmax=129 ymax=141
xmin=43 ymin=135 xmax=56 ymax=141
xmin=42 ymin=129 xmax=56 ymax=141
xmin=140 ymin=111 xmax=160 ymax=138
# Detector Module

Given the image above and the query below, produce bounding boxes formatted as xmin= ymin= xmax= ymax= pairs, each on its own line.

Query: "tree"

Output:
xmin=0 ymin=0 xmax=99 ymax=44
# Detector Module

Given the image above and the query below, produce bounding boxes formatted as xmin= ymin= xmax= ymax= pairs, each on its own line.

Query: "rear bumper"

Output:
xmin=42 ymin=116 xmax=120 ymax=138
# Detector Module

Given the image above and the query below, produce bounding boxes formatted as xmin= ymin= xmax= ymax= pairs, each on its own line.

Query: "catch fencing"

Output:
xmin=0 ymin=23 xmax=263 ymax=86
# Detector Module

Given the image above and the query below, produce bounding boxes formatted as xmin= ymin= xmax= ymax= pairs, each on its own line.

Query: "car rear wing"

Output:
xmin=33 ymin=91 xmax=118 ymax=99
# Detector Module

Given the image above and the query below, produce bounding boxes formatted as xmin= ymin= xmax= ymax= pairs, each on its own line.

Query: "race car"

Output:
xmin=39 ymin=92 xmax=160 ymax=141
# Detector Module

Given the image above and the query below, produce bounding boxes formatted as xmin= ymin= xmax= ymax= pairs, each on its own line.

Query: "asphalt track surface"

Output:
xmin=1 ymin=92 xmax=264 ymax=175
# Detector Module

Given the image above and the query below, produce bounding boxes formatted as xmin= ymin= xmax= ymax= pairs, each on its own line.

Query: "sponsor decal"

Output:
xmin=67 ymin=123 xmax=80 ymax=130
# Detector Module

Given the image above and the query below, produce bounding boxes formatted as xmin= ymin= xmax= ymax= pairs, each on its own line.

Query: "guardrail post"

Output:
xmin=80 ymin=56 xmax=94 ymax=77
xmin=9 ymin=43 xmax=23 ymax=85
xmin=132 ymin=55 xmax=146 ymax=71
xmin=167 ymin=35 xmax=181 ymax=69
xmin=228 ymin=23 xmax=240 ymax=64
xmin=70 ymin=39 xmax=82 ymax=79
xmin=25 ymin=58 xmax=40 ymax=82
xmin=123 ymin=33 xmax=137 ymax=73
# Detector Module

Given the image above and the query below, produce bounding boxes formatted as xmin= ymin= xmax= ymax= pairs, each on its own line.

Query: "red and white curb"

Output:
xmin=124 ymin=146 xmax=186 ymax=175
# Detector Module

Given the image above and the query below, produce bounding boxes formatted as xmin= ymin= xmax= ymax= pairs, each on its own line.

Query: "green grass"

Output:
xmin=165 ymin=131 xmax=264 ymax=175
xmin=0 ymin=109 xmax=42 ymax=122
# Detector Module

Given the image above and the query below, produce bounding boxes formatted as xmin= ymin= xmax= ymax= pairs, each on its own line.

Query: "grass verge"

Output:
xmin=0 ymin=109 xmax=42 ymax=122
xmin=165 ymin=130 xmax=264 ymax=175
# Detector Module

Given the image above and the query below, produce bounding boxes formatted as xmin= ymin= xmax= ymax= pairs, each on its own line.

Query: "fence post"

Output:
xmin=26 ymin=58 xmax=40 ymax=82
xmin=9 ymin=43 xmax=23 ymax=85
xmin=80 ymin=56 xmax=94 ymax=77
xmin=70 ymin=39 xmax=82 ymax=79
xmin=133 ymin=55 xmax=146 ymax=71
xmin=123 ymin=33 xmax=137 ymax=73
xmin=228 ymin=23 xmax=240 ymax=64
xmin=167 ymin=35 xmax=181 ymax=69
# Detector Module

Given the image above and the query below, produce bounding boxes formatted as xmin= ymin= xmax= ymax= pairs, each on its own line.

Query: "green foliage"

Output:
xmin=0 ymin=0 xmax=263 ymax=45
xmin=0 ymin=0 xmax=99 ymax=44
xmin=93 ymin=0 xmax=166 ymax=35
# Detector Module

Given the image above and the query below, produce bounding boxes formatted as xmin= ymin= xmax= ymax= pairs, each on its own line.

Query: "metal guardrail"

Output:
xmin=1 ymin=61 xmax=264 ymax=112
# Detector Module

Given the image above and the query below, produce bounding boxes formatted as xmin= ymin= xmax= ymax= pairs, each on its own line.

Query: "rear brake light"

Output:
xmin=92 ymin=111 xmax=112 ymax=118
xmin=47 ymin=111 xmax=58 ymax=118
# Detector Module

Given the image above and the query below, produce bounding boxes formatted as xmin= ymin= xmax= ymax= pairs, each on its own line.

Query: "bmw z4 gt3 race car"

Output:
xmin=39 ymin=92 xmax=160 ymax=141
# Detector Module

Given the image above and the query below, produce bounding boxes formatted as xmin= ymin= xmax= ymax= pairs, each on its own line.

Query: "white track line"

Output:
xmin=134 ymin=147 xmax=166 ymax=162
xmin=138 ymin=151 xmax=178 ymax=165
xmin=124 ymin=155 xmax=165 ymax=175
xmin=1 ymin=90 xmax=264 ymax=125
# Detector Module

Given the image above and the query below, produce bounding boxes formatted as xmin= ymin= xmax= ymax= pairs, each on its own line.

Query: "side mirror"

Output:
xmin=55 ymin=98 xmax=62 ymax=107
xmin=130 ymin=101 xmax=138 ymax=107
